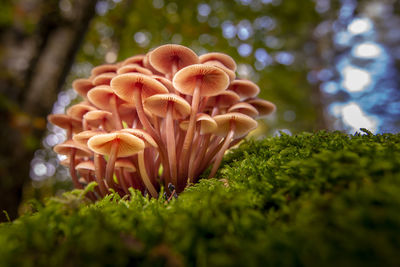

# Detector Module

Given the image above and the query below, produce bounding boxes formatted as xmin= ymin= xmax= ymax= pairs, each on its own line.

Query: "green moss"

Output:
xmin=1 ymin=130 xmax=400 ymax=267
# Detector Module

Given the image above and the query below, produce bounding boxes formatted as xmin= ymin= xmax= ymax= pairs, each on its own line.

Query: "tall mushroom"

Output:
xmin=120 ymin=128 xmax=159 ymax=198
xmin=208 ymin=112 xmax=257 ymax=178
xmin=88 ymin=132 xmax=145 ymax=190
xmin=144 ymin=93 xmax=191 ymax=186
xmin=173 ymin=64 xmax=229 ymax=178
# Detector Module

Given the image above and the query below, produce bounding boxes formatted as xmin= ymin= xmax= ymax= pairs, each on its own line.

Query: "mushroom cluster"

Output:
xmin=48 ymin=44 xmax=275 ymax=199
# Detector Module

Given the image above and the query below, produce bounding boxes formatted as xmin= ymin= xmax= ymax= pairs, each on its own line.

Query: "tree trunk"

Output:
xmin=0 ymin=0 xmax=97 ymax=221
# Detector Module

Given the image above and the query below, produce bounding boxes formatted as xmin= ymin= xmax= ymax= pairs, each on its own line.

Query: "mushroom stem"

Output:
xmin=208 ymin=123 xmax=235 ymax=178
xmin=110 ymin=95 xmax=123 ymax=130
xmin=187 ymin=131 xmax=201 ymax=184
xmin=179 ymin=79 xmax=201 ymax=177
xmin=132 ymin=88 xmax=171 ymax=182
xmin=166 ymin=102 xmax=177 ymax=186
xmin=105 ymin=140 xmax=119 ymax=186
xmin=138 ymin=150 xmax=158 ymax=198
xmin=69 ymin=149 xmax=83 ymax=189
xmin=94 ymin=153 xmax=108 ymax=196
xmin=116 ymin=168 xmax=129 ymax=194
xmin=67 ymin=124 xmax=73 ymax=140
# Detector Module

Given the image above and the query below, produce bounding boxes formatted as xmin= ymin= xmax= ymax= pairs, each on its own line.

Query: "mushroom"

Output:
xmin=205 ymin=90 xmax=240 ymax=116
xmin=246 ymin=98 xmax=276 ymax=117
xmin=199 ymin=52 xmax=237 ymax=72
xmin=144 ymin=93 xmax=191 ymax=186
xmin=87 ymin=132 xmax=145 ymax=189
xmin=173 ymin=64 xmax=229 ymax=177
xmin=47 ymin=114 xmax=82 ymax=139
xmin=66 ymin=103 xmax=97 ymax=130
xmin=117 ymin=64 xmax=153 ymax=76
xmin=228 ymin=80 xmax=260 ymax=100
xmin=121 ymin=54 xmax=145 ymax=67
xmin=114 ymin=158 xmax=137 ymax=194
xmin=73 ymin=130 xmax=108 ymax=196
xmin=72 ymin=78 xmax=94 ymax=99
xmin=83 ymin=110 xmax=114 ymax=132
xmin=120 ymin=128 xmax=159 ymax=198
xmin=149 ymin=44 xmax=199 ymax=78
xmin=228 ymin=102 xmax=259 ymax=118
xmin=92 ymin=72 xmax=117 ymax=86
xmin=91 ymin=64 xmax=118 ymax=77
xmin=54 ymin=140 xmax=92 ymax=189
xmin=208 ymin=112 xmax=257 ymax=178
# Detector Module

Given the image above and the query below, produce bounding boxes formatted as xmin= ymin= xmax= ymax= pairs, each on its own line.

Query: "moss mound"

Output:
xmin=1 ymin=130 xmax=400 ymax=267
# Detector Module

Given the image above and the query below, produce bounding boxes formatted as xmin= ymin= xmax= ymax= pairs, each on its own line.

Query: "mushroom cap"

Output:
xmin=47 ymin=114 xmax=83 ymax=133
xmin=87 ymin=85 xmax=127 ymax=111
xmin=121 ymin=54 xmax=145 ymax=66
xmin=91 ymin=64 xmax=118 ymax=76
xmin=60 ymin=157 xmax=83 ymax=167
xmin=88 ymin=132 xmax=145 ymax=157
xmin=117 ymin=64 xmax=153 ymax=75
xmin=83 ymin=110 xmax=114 ymax=131
xmin=144 ymin=93 xmax=191 ymax=120
xmin=149 ymin=44 xmax=199 ymax=75
xmin=73 ymin=130 xmax=104 ymax=146
xmin=206 ymin=90 xmax=240 ymax=109
xmin=111 ymin=73 xmax=168 ymax=103
xmin=120 ymin=128 xmax=157 ymax=148
xmin=66 ymin=103 xmax=97 ymax=120
xmin=54 ymin=140 xmax=93 ymax=157
xmin=199 ymin=52 xmax=237 ymax=71
xmin=228 ymin=80 xmax=260 ymax=100
xmin=173 ymin=64 xmax=229 ymax=97
xmin=115 ymin=158 xmax=136 ymax=172
xmin=246 ymin=98 xmax=276 ymax=117
xmin=76 ymin=160 xmax=96 ymax=172
xmin=92 ymin=72 xmax=117 ymax=86
xmin=179 ymin=113 xmax=217 ymax=135
xmin=213 ymin=112 xmax=258 ymax=139
xmin=72 ymin=78 xmax=94 ymax=98
xmin=228 ymin=102 xmax=259 ymax=118
xmin=151 ymin=75 xmax=175 ymax=93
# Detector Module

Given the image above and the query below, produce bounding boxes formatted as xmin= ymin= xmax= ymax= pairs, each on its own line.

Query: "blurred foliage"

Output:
xmin=1 ymin=131 xmax=400 ymax=266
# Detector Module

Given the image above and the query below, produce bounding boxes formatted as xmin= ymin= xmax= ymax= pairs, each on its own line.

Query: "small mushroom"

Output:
xmin=88 ymin=132 xmax=145 ymax=189
xmin=92 ymin=72 xmax=117 ymax=86
xmin=120 ymin=128 xmax=159 ymax=198
xmin=83 ymin=110 xmax=114 ymax=132
xmin=47 ymin=114 xmax=82 ymax=139
xmin=54 ymin=140 xmax=92 ymax=189
xmin=228 ymin=80 xmax=260 ymax=100
xmin=91 ymin=64 xmax=118 ymax=77
xmin=72 ymin=78 xmax=94 ymax=99
xmin=246 ymin=98 xmax=276 ymax=117
xmin=228 ymin=102 xmax=259 ymax=118
xmin=117 ymin=64 xmax=153 ymax=76
xmin=144 ymin=93 xmax=191 ymax=186
xmin=208 ymin=112 xmax=257 ymax=178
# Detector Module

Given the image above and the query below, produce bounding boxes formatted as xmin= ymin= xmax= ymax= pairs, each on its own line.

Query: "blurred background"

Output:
xmin=0 ymin=0 xmax=399 ymax=220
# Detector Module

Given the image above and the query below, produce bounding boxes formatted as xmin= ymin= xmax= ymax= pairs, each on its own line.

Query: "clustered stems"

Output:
xmin=50 ymin=44 xmax=275 ymax=200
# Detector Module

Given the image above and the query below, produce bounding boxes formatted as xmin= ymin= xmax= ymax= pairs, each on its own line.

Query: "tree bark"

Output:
xmin=0 ymin=0 xmax=97 ymax=221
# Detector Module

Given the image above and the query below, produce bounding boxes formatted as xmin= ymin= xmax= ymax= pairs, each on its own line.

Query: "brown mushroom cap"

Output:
xmin=228 ymin=80 xmax=260 ymax=100
xmin=246 ymin=98 xmax=276 ymax=116
xmin=144 ymin=93 xmax=191 ymax=120
xmin=206 ymin=90 xmax=240 ymax=109
xmin=149 ymin=44 xmax=199 ymax=75
xmin=72 ymin=78 xmax=94 ymax=98
xmin=47 ymin=114 xmax=83 ymax=133
xmin=151 ymin=75 xmax=175 ymax=93
xmin=66 ymin=103 xmax=97 ymax=120
xmin=73 ymin=130 xmax=104 ymax=146
xmin=228 ymin=102 xmax=259 ymax=118
xmin=87 ymin=85 xmax=127 ymax=111
xmin=117 ymin=64 xmax=153 ymax=75
xmin=115 ymin=158 xmax=136 ymax=172
xmin=199 ymin=52 xmax=237 ymax=71
xmin=92 ymin=72 xmax=117 ymax=86
xmin=121 ymin=54 xmax=145 ymax=66
xmin=179 ymin=113 xmax=217 ymax=135
xmin=91 ymin=64 xmax=118 ymax=76
xmin=111 ymin=73 xmax=168 ymax=102
xmin=88 ymin=132 xmax=145 ymax=157
xmin=173 ymin=64 xmax=230 ymax=97
xmin=54 ymin=140 xmax=93 ymax=157
xmin=76 ymin=160 xmax=96 ymax=173
xmin=213 ymin=112 xmax=258 ymax=139
xmin=83 ymin=110 xmax=114 ymax=131
xmin=120 ymin=128 xmax=157 ymax=148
